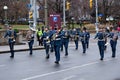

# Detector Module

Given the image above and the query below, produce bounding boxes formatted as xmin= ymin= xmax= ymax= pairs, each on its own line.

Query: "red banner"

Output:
xmin=49 ymin=14 xmax=61 ymax=30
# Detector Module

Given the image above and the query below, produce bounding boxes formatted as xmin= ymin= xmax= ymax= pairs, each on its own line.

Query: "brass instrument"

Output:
xmin=74 ymin=32 xmax=79 ymax=40
xmin=52 ymin=33 xmax=57 ymax=40
xmin=65 ymin=31 xmax=68 ymax=36
xmin=11 ymin=30 xmax=16 ymax=42
xmin=74 ymin=35 xmax=78 ymax=40
xmin=46 ymin=36 xmax=50 ymax=43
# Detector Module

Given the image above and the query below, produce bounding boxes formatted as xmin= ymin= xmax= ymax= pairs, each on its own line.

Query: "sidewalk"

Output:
xmin=0 ymin=34 xmax=95 ymax=54
xmin=0 ymin=44 xmax=44 ymax=53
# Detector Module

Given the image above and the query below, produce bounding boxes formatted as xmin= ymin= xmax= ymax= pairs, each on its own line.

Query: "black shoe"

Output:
xmin=65 ymin=54 xmax=68 ymax=56
xmin=10 ymin=56 xmax=14 ymax=58
xmin=112 ymin=56 xmax=115 ymax=58
xmin=51 ymin=50 xmax=53 ymax=52
xmin=83 ymin=52 xmax=85 ymax=54
xmin=55 ymin=61 xmax=59 ymax=64
xmin=46 ymin=54 xmax=49 ymax=59
xmin=100 ymin=58 xmax=103 ymax=61
xmin=75 ymin=48 xmax=78 ymax=50
xmin=29 ymin=53 xmax=32 ymax=55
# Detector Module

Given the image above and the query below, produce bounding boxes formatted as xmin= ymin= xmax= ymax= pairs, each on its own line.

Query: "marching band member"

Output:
xmin=4 ymin=26 xmax=17 ymax=58
xmin=72 ymin=28 xmax=80 ymax=50
xmin=53 ymin=29 xmax=62 ymax=64
xmin=26 ymin=28 xmax=35 ymax=55
xmin=94 ymin=28 xmax=106 ymax=60
xmin=49 ymin=27 xmax=56 ymax=52
xmin=85 ymin=29 xmax=90 ymax=49
xmin=108 ymin=29 xmax=118 ymax=58
xmin=41 ymin=28 xmax=51 ymax=59
xmin=62 ymin=28 xmax=70 ymax=56
xmin=80 ymin=27 xmax=88 ymax=53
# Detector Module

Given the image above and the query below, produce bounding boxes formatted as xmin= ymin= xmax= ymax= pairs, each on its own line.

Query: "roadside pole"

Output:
xmin=95 ymin=0 xmax=99 ymax=33
xmin=45 ymin=0 xmax=48 ymax=27
xmin=63 ymin=0 xmax=66 ymax=27
xmin=29 ymin=0 xmax=37 ymax=46
xmin=33 ymin=0 xmax=37 ymax=46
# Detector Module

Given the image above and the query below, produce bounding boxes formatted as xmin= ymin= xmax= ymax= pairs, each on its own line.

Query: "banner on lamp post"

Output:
xmin=49 ymin=14 xmax=61 ymax=30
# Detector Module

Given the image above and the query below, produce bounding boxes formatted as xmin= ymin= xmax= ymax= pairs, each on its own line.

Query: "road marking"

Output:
xmin=22 ymin=58 xmax=112 ymax=80
xmin=62 ymin=75 xmax=76 ymax=80
xmin=0 ymin=65 xmax=5 ymax=67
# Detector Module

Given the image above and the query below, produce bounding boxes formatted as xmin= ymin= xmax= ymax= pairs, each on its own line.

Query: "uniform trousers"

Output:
xmin=98 ymin=41 xmax=105 ymax=59
xmin=110 ymin=40 xmax=117 ymax=57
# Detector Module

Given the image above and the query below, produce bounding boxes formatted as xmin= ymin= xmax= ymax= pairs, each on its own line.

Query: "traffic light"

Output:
xmin=29 ymin=11 xmax=33 ymax=19
xmin=66 ymin=1 xmax=70 ymax=10
xmin=90 ymin=0 xmax=93 ymax=9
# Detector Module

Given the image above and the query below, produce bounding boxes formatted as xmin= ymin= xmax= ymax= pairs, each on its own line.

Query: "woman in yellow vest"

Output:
xmin=37 ymin=28 xmax=43 ymax=46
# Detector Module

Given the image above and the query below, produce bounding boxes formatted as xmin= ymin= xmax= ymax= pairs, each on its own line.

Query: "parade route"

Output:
xmin=0 ymin=36 xmax=120 ymax=80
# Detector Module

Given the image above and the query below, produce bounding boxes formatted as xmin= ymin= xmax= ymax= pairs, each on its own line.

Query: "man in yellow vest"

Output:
xmin=37 ymin=28 xmax=43 ymax=46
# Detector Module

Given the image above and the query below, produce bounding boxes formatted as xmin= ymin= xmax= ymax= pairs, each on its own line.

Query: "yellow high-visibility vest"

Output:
xmin=37 ymin=30 xmax=43 ymax=36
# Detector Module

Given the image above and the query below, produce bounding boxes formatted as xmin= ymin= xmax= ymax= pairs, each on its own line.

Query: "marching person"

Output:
xmin=26 ymin=28 xmax=35 ymax=55
xmin=103 ymin=28 xmax=109 ymax=51
xmin=53 ymin=29 xmax=62 ymax=64
xmin=36 ymin=28 xmax=43 ymax=46
xmin=62 ymin=28 xmax=70 ymax=56
xmin=108 ymin=29 xmax=118 ymax=58
xmin=4 ymin=25 xmax=17 ymax=58
xmin=60 ymin=28 xmax=64 ymax=51
xmin=86 ymin=29 xmax=90 ymax=49
xmin=72 ymin=28 xmax=79 ymax=50
xmin=94 ymin=28 xmax=106 ymax=60
xmin=49 ymin=27 xmax=56 ymax=52
xmin=80 ymin=27 xmax=88 ymax=53
xmin=41 ymin=27 xmax=50 ymax=59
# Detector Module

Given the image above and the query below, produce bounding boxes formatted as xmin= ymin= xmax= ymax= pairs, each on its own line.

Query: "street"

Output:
xmin=0 ymin=0 xmax=120 ymax=80
xmin=0 ymin=37 xmax=120 ymax=80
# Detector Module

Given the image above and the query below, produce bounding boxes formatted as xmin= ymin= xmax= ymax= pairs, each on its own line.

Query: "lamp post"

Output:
xmin=3 ymin=6 xmax=8 ymax=25
xmin=95 ymin=0 xmax=99 ymax=33
xmin=45 ymin=0 xmax=48 ymax=27
xmin=63 ymin=0 xmax=66 ymax=27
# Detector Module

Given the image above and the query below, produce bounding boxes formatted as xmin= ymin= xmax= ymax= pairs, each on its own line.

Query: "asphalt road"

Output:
xmin=0 ymin=38 xmax=120 ymax=80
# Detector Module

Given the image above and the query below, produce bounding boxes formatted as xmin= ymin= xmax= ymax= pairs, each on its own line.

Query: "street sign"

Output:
xmin=98 ymin=13 xmax=104 ymax=17
xmin=49 ymin=14 xmax=61 ymax=30
xmin=53 ymin=16 xmax=58 ymax=22
xmin=27 ymin=4 xmax=32 ymax=9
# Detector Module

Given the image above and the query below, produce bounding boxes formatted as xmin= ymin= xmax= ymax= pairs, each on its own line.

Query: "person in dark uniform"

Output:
xmin=103 ymin=28 xmax=109 ymax=51
xmin=49 ymin=27 xmax=56 ymax=52
xmin=4 ymin=26 xmax=17 ymax=58
xmin=86 ymin=29 xmax=90 ymax=49
xmin=60 ymin=28 xmax=64 ymax=51
xmin=62 ymin=28 xmax=70 ymax=56
xmin=26 ymin=29 xmax=35 ymax=55
xmin=53 ymin=29 xmax=62 ymax=64
xmin=108 ymin=29 xmax=118 ymax=58
xmin=72 ymin=28 xmax=80 ymax=50
xmin=94 ymin=28 xmax=106 ymax=60
xmin=80 ymin=27 xmax=88 ymax=53
xmin=41 ymin=28 xmax=50 ymax=59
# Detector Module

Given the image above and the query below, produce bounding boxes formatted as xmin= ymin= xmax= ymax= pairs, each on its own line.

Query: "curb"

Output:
xmin=0 ymin=47 xmax=45 ymax=54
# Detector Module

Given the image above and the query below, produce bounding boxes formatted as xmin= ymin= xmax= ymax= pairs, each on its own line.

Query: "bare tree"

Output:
xmin=0 ymin=0 xmax=119 ymax=24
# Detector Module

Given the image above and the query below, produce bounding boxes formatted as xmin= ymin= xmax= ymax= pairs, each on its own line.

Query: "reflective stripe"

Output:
xmin=98 ymin=39 xmax=105 ymax=41
xmin=63 ymin=37 xmax=67 ymax=38
xmin=55 ymin=38 xmax=61 ymax=40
